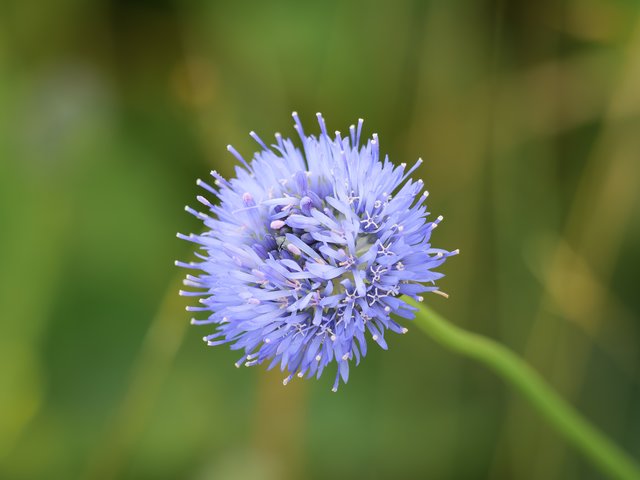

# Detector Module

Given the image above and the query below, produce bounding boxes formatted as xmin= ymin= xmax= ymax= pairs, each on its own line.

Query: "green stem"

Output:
xmin=409 ymin=299 xmax=640 ymax=480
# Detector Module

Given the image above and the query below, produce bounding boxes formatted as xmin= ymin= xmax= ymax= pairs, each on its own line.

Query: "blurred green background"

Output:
xmin=1 ymin=0 xmax=640 ymax=478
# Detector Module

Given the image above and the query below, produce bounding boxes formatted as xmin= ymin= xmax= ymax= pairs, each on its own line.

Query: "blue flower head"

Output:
xmin=178 ymin=113 xmax=458 ymax=391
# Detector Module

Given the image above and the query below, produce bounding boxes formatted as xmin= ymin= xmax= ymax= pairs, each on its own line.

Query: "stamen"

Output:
xmin=355 ymin=118 xmax=364 ymax=145
xmin=292 ymin=111 xmax=305 ymax=138
xmin=196 ymin=179 xmax=217 ymax=195
xmin=226 ymin=144 xmax=250 ymax=169
xmin=316 ymin=112 xmax=328 ymax=138
xmin=433 ymin=290 xmax=450 ymax=299
xmin=249 ymin=130 xmax=268 ymax=150
xmin=242 ymin=192 xmax=254 ymax=206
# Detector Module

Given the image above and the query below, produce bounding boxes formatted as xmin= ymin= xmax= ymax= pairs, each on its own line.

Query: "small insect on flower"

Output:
xmin=177 ymin=113 xmax=458 ymax=391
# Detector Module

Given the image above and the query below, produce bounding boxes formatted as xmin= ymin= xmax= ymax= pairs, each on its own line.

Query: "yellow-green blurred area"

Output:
xmin=1 ymin=0 xmax=640 ymax=478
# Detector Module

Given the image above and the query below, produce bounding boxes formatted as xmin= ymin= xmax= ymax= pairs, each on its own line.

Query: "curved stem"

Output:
xmin=409 ymin=299 xmax=640 ymax=480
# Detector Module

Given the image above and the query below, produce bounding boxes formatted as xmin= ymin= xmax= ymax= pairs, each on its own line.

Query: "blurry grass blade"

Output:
xmin=83 ymin=275 xmax=188 ymax=480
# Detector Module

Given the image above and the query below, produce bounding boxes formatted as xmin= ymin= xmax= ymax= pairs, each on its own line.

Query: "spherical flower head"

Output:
xmin=178 ymin=113 xmax=458 ymax=391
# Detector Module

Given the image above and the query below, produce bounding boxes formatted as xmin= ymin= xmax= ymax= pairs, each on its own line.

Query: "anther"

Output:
xmin=270 ymin=220 xmax=285 ymax=230
xmin=287 ymin=243 xmax=302 ymax=256
xmin=242 ymin=192 xmax=254 ymax=206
